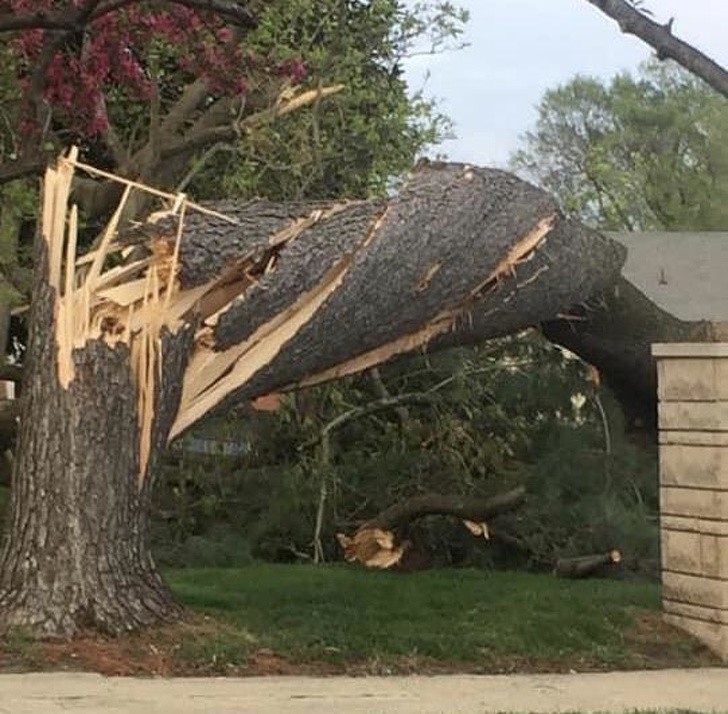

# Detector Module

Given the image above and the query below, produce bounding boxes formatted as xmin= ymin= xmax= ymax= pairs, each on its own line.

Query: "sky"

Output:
xmin=404 ymin=0 xmax=728 ymax=168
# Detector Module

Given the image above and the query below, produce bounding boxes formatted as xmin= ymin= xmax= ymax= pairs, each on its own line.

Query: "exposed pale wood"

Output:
xmin=96 ymin=277 xmax=157 ymax=307
xmin=48 ymin=147 xmax=77 ymax=290
xmin=135 ymin=265 xmax=159 ymax=484
xmin=60 ymin=205 xmax=78 ymax=387
xmin=93 ymin=258 xmax=152 ymax=290
xmin=477 ymin=214 xmax=556 ymax=292
xmin=70 ymin=158 xmax=239 ymax=224
xmin=170 ymin=252 xmax=358 ymax=439
xmin=75 ymin=242 xmax=123 ymax=267
xmin=273 ymin=85 xmax=345 ymax=120
xmin=163 ymin=202 xmax=186 ymax=312
xmin=298 ymin=311 xmax=457 ymax=388
xmin=85 ymin=183 xmax=132 ymax=291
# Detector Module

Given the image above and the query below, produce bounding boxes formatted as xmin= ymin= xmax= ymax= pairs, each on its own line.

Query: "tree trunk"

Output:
xmin=0 ymin=179 xmax=192 ymax=636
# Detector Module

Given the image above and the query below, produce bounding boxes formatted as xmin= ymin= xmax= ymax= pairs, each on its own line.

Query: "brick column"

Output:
xmin=653 ymin=343 xmax=728 ymax=661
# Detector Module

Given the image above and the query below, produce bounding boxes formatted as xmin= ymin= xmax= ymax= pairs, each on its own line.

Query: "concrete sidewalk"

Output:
xmin=0 ymin=669 xmax=726 ymax=713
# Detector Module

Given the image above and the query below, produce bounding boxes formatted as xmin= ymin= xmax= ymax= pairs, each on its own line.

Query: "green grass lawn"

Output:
xmin=164 ymin=565 xmax=716 ymax=673
xmin=0 ymin=565 xmax=719 ymax=675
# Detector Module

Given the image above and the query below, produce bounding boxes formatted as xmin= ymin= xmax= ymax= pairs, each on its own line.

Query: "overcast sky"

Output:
xmin=404 ymin=0 xmax=728 ymax=168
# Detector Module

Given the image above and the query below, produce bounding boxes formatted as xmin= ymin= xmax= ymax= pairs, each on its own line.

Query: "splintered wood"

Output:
xmin=42 ymin=150 xmax=355 ymax=484
xmin=336 ymin=529 xmax=408 ymax=569
xmin=43 ymin=151 xmax=206 ymax=484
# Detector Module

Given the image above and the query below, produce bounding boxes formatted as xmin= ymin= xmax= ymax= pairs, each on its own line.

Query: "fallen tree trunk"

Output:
xmin=337 ymin=487 xmax=526 ymax=569
xmin=542 ymin=277 xmax=726 ymax=430
xmin=0 ymin=153 xmax=623 ymax=636
xmin=165 ymin=159 xmax=625 ymax=433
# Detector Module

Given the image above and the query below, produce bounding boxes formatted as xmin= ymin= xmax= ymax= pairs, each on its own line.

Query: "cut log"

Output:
xmin=554 ymin=550 xmax=622 ymax=579
xmin=337 ymin=487 xmax=526 ymax=569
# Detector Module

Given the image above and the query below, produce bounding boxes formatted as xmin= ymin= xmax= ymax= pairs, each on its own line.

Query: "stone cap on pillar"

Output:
xmin=653 ymin=343 xmax=728 ymax=358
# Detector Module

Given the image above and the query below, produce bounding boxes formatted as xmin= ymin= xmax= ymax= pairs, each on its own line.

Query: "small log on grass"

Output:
xmin=337 ymin=487 xmax=526 ymax=569
xmin=554 ymin=550 xmax=622 ymax=579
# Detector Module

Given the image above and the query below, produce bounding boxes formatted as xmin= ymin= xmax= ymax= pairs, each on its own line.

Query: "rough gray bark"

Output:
xmin=542 ymin=277 xmax=720 ymax=429
xmin=0 ymin=235 xmax=194 ymax=636
xmin=172 ymin=161 xmax=625 ymax=415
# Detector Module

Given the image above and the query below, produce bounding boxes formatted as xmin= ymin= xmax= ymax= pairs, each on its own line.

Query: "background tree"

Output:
xmin=511 ymin=62 xmax=728 ymax=231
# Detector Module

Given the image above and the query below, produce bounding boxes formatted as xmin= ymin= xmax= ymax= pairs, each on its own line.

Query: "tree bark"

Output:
xmin=542 ymin=277 xmax=721 ymax=430
xmin=0 ymin=205 xmax=193 ymax=636
xmin=166 ymin=160 xmax=625 ymax=434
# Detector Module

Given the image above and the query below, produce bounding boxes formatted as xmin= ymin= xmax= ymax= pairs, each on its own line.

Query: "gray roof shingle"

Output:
xmin=608 ymin=232 xmax=728 ymax=322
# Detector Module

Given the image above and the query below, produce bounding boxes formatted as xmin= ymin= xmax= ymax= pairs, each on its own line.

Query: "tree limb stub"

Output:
xmin=337 ymin=487 xmax=526 ymax=569
xmin=585 ymin=0 xmax=728 ymax=99
xmin=42 ymin=152 xmax=625 ymax=456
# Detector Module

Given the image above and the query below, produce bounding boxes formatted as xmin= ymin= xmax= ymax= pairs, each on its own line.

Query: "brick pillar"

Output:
xmin=653 ymin=343 xmax=728 ymax=660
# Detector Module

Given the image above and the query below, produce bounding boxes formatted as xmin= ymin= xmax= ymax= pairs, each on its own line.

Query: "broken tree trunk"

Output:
xmin=337 ymin=487 xmax=526 ymax=569
xmin=0 ymin=155 xmax=193 ymax=635
xmin=0 ymin=153 xmax=623 ymax=636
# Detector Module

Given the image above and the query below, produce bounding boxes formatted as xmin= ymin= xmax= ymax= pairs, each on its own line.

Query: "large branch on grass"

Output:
xmin=585 ymin=0 xmax=728 ymax=98
xmin=365 ymin=487 xmax=527 ymax=532
xmin=337 ymin=487 xmax=526 ymax=569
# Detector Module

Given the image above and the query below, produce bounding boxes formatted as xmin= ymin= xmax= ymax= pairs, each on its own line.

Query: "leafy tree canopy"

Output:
xmin=511 ymin=61 xmax=728 ymax=231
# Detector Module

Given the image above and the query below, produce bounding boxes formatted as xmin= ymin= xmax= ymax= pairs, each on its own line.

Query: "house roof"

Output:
xmin=608 ymin=232 xmax=728 ymax=322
